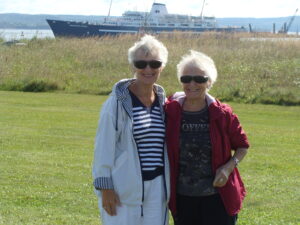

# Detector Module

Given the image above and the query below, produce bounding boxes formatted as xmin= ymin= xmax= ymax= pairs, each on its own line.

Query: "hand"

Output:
xmin=213 ymin=161 xmax=235 ymax=187
xmin=101 ymin=189 xmax=121 ymax=216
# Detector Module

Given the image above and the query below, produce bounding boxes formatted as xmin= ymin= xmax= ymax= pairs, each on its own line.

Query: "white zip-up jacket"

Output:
xmin=92 ymin=78 xmax=170 ymax=207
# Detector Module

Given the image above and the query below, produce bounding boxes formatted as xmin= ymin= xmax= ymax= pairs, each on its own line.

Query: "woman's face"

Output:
xmin=181 ymin=66 xmax=210 ymax=101
xmin=133 ymin=50 xmax=163 ymax=86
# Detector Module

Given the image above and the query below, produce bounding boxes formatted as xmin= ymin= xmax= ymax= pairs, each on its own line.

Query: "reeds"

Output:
xmin=0 ymin=32 xmax=299 ymax=105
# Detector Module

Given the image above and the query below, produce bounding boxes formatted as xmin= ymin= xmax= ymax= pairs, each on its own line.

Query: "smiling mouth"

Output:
xmin=143 ymin=73 xmax=155 ymax=77
xmin=187 ymin=89 xmax=200 ymax=92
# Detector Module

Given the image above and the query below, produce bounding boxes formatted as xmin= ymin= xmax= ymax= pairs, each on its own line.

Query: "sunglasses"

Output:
xmin=180 ymin=75 xmax=209 ymax=84
xmin=133 ymin=60 xmax=162 ymax=69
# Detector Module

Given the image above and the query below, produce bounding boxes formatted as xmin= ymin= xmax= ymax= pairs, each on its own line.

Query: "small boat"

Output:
xmin=46 ymin=2 xmax=245 ymax=37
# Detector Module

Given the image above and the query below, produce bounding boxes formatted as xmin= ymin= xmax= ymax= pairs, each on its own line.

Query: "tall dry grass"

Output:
xmin=0 ymin=32 xmax=299 ymax=105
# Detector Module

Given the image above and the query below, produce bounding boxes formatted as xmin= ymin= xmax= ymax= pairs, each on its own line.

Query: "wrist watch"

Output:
xmin=232 ymin=156 xmax=239 ymax=167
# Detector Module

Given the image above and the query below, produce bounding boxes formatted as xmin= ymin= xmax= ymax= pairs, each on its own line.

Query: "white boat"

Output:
xmin=47 ymin=2 xmax=245 ymax=37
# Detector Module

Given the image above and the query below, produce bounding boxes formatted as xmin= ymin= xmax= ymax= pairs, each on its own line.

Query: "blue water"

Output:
xmin=0 ymin=29 xmax=298 ymax=41
xmin=0 ymin=29 xmax=54 ymax=41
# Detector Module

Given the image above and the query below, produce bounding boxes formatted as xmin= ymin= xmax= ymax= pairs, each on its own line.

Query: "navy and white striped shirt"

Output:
xmin=130 ymin=91 xmax=165 ymax=181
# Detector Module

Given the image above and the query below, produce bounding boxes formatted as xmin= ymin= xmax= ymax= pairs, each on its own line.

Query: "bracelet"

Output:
xmin=232 ymin=156 xmax=239 ymax=167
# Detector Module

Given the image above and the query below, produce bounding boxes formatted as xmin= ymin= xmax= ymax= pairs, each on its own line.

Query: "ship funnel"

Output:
xmin=150 ymin=3 xmax=168 ymax=17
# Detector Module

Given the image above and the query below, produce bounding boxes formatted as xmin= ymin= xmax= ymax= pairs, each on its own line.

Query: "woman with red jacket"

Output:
xmin=165 ymin=50 xmax=249 ymax=225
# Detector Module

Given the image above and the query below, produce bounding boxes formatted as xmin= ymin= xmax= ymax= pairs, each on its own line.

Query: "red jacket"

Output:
xmin=165 ymin=92 xmax=250 ymax=217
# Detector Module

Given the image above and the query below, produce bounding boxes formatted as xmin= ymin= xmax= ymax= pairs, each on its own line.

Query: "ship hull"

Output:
xmin=46 ymin=19 xmax=245 ymax=38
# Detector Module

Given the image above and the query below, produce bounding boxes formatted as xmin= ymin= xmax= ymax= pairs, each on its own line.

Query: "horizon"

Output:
xmin=1 ymin=12 xmax=300 ymax=19
xmin=1 ymin=0 xmax=299 ymax=18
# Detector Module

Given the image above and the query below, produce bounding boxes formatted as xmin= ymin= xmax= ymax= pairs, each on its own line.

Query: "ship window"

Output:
xmin=155 ymin=10 xmax=160 ymax=13
xmin=168 ymin=24 xmax=175 ymax=26
xmin=158 ymin=24 xmax=166 ymax=26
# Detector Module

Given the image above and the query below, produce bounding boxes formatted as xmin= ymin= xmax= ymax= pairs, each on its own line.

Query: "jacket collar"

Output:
xmin=112 ymin=78 xmax=166 ymax=119
xmin=167 ymin=92 xmax=225 ymax=121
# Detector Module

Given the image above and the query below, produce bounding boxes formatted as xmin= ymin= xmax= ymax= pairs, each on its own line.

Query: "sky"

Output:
xmin=0 ymin=0 xmax=299 ymax=18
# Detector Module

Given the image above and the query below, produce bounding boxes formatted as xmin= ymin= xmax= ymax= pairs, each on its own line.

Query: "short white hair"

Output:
xmin=177 ymin=50 xmax=218 ymax=89
xmin=128 ymin=35 xmax=168 ymax=67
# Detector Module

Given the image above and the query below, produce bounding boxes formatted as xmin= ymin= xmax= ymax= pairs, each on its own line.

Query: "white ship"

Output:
xmin=47 ymin=2 xmax=245 ymax=37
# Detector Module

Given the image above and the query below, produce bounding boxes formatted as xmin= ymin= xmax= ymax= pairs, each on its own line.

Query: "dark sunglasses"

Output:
xmin=133 ymin=60 xmax=162 ymax=69
xmin=180 ymin=75 xmax=209 ymax=84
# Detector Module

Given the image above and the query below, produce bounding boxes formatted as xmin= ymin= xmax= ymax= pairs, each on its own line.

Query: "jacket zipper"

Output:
xmin=134 ymin=138 xmax=145 ymax=216
xmin=123 ymin=102 xmax=145 ymax=217
xmin=118 ymin=85 xmax=166 ymax=218
xmin=132 ymin=128 xmax=145 ymax=217
xmin=158 ymin=90 xmax=168 ymax=225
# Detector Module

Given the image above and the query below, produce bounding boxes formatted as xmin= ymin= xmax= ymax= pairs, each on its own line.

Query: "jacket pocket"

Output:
xmin=113 ymin=151 xmax=128 ymax=172
xmin=111 ymin=152 xmax=133 ymax=200
xmin=219 ymin=170 xmax=244 ymax=216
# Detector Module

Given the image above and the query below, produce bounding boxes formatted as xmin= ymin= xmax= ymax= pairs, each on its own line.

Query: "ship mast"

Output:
xmin=200 ymin=0 xmax=206 ymax=20
xmin=105 ymin=0 xmax=113 ymax=23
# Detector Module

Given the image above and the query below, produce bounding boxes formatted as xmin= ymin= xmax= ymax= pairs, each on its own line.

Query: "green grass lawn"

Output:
xmin=0 ymin=91 xmax=299 ymax=225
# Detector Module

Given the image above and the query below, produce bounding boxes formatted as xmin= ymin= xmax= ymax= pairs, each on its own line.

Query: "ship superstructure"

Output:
xmin=47 ymin=3 xmax=244 ymax=37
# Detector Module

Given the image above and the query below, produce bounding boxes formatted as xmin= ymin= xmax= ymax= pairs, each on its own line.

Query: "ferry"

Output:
xmin=46 ymin=2 xmax=246 ymax=37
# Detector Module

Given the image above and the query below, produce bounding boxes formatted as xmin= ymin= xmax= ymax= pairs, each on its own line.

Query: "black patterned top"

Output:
xmin=177 ymin=106 xmax=217 ymax=196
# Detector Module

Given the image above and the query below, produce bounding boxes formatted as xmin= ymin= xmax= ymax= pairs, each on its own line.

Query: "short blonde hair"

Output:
xmin=128 ymin=35 xmax=168 ymax=67
xmin=177 ymin=50 xmax=218 ymax=89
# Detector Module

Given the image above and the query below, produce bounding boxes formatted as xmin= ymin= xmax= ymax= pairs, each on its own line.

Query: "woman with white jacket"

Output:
xmin=92 ymin=35 xmax=170 ymax=225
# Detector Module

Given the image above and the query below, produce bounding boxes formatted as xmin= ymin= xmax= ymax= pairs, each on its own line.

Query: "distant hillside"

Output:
xmin=0 ymin=13 xmax=105 ymax=29
xmin=0 ymin=13 xmax=299 ymax=33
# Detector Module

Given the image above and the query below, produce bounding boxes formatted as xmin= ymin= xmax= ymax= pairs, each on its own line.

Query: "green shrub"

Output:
xmin=0 ymin=80 xmax=59 ymax=92
xmin=22 ymin=80 xmax=59 ymax=92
